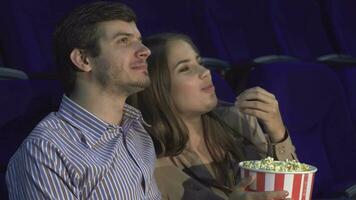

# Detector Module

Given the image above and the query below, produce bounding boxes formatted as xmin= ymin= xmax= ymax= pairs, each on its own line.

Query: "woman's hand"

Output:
xmin=229 ymin=177 xmax=289 ymax=200
xmin=235 ymin=87 xmax=285 ymax=142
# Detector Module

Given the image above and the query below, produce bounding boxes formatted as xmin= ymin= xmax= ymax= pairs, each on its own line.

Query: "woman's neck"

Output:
xmin=181 ymin=115 xmax=204 ymax=147
xmin=180 ymin=114 xmax=214 ymax=165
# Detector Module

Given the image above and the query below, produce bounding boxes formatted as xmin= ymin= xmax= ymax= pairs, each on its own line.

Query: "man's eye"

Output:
xmin=118 ymin=37 xmax=129 ymax=44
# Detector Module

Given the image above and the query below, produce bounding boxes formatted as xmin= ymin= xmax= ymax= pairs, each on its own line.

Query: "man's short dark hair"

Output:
xmin=53 ymin=1 xmax=137 ymax=94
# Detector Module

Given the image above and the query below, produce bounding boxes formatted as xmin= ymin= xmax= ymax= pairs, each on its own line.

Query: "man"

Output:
xmin=6 ymin=1 xmax=161 ymax=199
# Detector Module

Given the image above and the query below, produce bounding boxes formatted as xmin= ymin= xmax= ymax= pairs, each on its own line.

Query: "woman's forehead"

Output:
xmin=167 ymin=40 xmax=197 ymax=60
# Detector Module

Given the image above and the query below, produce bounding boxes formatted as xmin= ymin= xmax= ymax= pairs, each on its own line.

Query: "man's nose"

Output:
xmin=136 ymin=43 xmax=151 ymax=59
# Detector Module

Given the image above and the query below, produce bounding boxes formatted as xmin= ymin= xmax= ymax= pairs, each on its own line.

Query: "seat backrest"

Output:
xmin=200 ymin=57 xmax=236 ymax=103
xmin=211 ymin=71 xmax=236 ymax=103
xmin=0 ymin=79 xmax=62 ymax=198
xmin=192 ymin=0 xmax=283 ymax=65
xmin=0 ymin=80 xmax=62 ymax=170
xmin=122 ymin=0 xmax=198 ymax=40
xmin=247 ymin=62 xmax=356 ymax=198
xmin=319 ymin=0 xmax=356 ymax=57
xmin=333 ymin=67 xmax=356 ymax=128
xmin=268 ymin=0 xmax=335 ymax=61
xmin=0 ymin=51 xmax=4 ymax=67
xmin=0 ymin=0 xmax=100 ymax=75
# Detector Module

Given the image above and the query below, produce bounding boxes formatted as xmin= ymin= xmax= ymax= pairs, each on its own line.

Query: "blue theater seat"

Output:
xmin=268 ymin=0 xmax=356 ymax=65
xmin=333 ymin=67 xmax=356 ymax=128
xmin=0 ymin=67 xmax=28 ymax=80
xmin=268 ymin=0 xmax=333 ymax=61
xmin=202 ymin=57 xmax=236 ymax=103
xmin=122 ymin=0 xmax=198 ymax=42
xmin=194 ymin=0 xmax=287 ymax=64
xmin=318 ymin=0 xmax=356 ymax=57
xmin=0 ymin=0 xmax=95 ymax=75
xmin=0 ymin=79 xmax=62 ymax=198
xmin=317 ymin=0 xmax=356 ymax=135
xmin=211 ymin=71 xmax=236 ymax=103
xmin=247 ymin=63 xmax=356 ymax=198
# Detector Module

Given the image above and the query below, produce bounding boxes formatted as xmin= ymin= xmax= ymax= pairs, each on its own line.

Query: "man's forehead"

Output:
xmin=98 ymin=20 xmax=141 ymax=39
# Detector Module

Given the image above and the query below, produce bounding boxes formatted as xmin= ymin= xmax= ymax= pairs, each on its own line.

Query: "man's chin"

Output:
xmin=128 ymin=79 xmax=151 ymax=93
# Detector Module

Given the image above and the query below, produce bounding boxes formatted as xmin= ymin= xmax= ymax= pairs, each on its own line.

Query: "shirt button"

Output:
xmin=107 ymin=126 xmax=115 ymax=132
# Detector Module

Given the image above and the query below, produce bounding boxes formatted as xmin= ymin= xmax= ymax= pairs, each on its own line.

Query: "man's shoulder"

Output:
xmin=28 ymin=112 xmax=64 ymax=138
xmin=23 ymin=111 xmax=77 ymax=149
xmin=7 ymin=114 xmax=62 ymax=167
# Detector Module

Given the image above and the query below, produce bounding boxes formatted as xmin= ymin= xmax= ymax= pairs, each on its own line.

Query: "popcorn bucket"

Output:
xmin=239 ymin=161 xmax=317 ymax=200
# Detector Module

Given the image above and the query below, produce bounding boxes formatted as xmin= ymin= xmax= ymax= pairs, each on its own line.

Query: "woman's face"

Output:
xmin=166 ymin=39 xmax=217 ymax=117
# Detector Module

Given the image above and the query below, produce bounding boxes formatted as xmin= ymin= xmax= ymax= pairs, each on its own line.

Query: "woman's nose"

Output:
xmin=199 ymin=66 xmax=211 ymax=79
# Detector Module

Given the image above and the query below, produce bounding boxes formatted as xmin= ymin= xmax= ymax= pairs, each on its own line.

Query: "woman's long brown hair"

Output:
xmin=128 ymin=33 xmax=245 ymax=191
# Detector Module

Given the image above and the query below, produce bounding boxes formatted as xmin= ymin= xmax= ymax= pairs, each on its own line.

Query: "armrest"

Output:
xmin=253 ymin=55 xmax=300 ymax=64
xmin=201 ymin=57 xmax=231 ymax=71
xmin=317 ymin=54 xmax=356 ymax=65
xmin=345 ymin=184 xmax=356 ymax=198
xmin=0 ymin=67 xmax=28 ymax=80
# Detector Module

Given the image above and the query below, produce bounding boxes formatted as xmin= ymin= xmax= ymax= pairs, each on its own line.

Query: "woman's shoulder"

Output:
xmin=154 ymin=157 xmax=228 ymax=200
xmin=155 ymin=157 xmax=175 ymax=168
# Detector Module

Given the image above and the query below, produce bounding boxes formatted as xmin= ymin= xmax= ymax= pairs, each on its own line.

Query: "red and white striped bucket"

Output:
xmin=239 ymin=162 xmax=317 ymax=200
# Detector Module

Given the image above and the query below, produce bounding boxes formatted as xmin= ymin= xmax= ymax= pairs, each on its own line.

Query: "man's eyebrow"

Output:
xmin=110 ymin=32 xmax=131 ymax=40
xmin=110 ymin=32 xmax=141 ymax=41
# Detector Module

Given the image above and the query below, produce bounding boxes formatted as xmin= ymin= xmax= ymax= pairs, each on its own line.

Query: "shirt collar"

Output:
xmin=123 ymin=103 xmax=151 ymax=127
xmin=56 ymin=95 xmax=148 ymax=148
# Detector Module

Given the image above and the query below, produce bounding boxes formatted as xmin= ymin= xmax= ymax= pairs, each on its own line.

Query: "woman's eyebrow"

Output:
xmin=174 ymin=59 xmax=190 ymax=69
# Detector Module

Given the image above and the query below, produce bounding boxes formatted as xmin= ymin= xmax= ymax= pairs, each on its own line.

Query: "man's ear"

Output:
xmin=70 ymin=48 xmax=92 ymax=72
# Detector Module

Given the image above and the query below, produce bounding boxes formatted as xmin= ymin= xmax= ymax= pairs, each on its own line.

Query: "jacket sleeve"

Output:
xmin=154 ymin=157 xmax=226 ymax=200
xmin=214 ymin=106 xmax=298 ymax=161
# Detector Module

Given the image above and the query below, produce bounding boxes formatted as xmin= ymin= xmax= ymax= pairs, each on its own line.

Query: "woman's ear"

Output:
xmin=70 ymin=48 xmax=92 ymax=72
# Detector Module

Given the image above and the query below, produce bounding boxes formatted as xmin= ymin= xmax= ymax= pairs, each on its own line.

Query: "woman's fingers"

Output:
xmin=237 ymin=87 xmax=276 ymax=104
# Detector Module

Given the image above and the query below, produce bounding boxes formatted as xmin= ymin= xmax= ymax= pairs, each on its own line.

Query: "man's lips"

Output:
xmin=130 ymin=63 xmax=148 ymax=70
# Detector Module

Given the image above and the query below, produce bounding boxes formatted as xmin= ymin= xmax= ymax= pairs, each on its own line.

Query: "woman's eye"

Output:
xmin=179 ymin=66 xmax=190 ymax=72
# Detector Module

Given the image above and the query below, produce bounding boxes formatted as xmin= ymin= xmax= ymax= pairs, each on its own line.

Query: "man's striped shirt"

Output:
xmin=6 ymin=95 xmax=161 ymax=199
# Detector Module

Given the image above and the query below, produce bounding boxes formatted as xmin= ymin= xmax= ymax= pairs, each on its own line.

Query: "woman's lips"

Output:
xmin=201 ymin=84 xmax=215 ymax=92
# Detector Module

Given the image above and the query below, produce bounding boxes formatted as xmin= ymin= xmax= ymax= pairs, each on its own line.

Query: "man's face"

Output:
xmin=89 ymin=20 xmax=151 ymax=96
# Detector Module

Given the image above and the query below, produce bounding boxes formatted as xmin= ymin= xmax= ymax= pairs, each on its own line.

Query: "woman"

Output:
xmin=130 ymin=33 xmax=297 ymax=199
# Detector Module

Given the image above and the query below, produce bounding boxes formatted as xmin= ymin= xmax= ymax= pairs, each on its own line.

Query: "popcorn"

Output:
xmin=239 ymin=157 xmax=317 ymax=200
xmin=241 ymin=157 xmax=311 ymax=172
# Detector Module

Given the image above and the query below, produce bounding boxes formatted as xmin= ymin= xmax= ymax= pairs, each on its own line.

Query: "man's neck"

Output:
xmin=69 ymin=86 xmax=126 ymax=125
